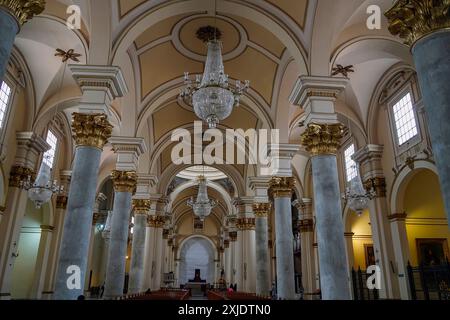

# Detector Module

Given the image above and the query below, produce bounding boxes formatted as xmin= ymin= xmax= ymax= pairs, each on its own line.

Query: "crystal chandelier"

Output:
xmin=180 ymin=26 xmax=249 ymax=128
xmin=342 ymin=165 xmax=376 ymax=216
xmin=21 ymin=157 xmax=64 ymax=209
xmin=187 ymin=175 xmax=217 ymax=221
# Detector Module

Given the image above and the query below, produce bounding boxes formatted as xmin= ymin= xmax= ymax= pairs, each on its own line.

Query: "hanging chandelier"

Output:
xmin=342 ymin=165 xmax=376 ymax=216
xmin=179 ymin=24 xmax=249 ymax=129
xmin=187 ymin=175 xmax=217 ymax=221
xmin=21 ymin=156 xmax=64 ymax=209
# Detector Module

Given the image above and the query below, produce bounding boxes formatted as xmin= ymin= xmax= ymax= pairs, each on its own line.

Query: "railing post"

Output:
xmin=407 ymin=261 xmax=416 ymax=300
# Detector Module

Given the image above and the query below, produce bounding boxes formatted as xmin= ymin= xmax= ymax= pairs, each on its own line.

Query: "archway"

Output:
xmin=178 ymin=236 xmax=216 ymax=285
xmin=11 ymin=200 xmax=51 ymax=299
xmin=401 ymin=169 xmax=450 ymax=266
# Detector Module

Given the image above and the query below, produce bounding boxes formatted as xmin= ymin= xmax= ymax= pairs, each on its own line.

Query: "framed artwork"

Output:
xmin=194 ymin=217 xmax=204 ymax=230
xmin=364 ymin=244 xmax=376 ymax=268
xmin=416 ymin=238 xmax=449 ymax=266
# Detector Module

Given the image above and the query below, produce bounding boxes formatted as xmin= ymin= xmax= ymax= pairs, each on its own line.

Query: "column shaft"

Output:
xmin=300 ymin=227 xmax=316 ymax=298
xmin=312 ymin=155 xmax=350 ymax=300
xmin=314 ymin=157 xmax=349 ymax=298
xmin=0 ymin=10 xmax=18 ymax=84
xmin=273 ymin=197 xmax=295 ymax=299
xmin=54 ymin=147 xmax=101 ymax=299
xmin=253 ymin=203 xmax=271 ymax=297
xmin=143 ymin=225 xmax=156 ymax=290
xmin=128 ymin=208 xmax=148 ymax=293
xmin=255 ymin=216 xmax=270 ymax=296
xmin=104 ymin=191 xmax=133 ymax=298
xmin=413 ymin=32 xmax=450 ymax=223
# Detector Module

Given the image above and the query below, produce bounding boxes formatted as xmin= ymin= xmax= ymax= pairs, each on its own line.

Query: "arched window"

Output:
xmin=344 ymin=143 xmax=357 ymax=182
xmin=392 ymin=92 xmax=418 ymax=146
xmin=0 ymin=81 xmax=12 ymax=129
xmin=43 ymin=130 xmax=58 ymax=168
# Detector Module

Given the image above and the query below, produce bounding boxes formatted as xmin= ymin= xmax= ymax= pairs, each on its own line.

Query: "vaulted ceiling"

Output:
xmin=10 ymin=0 xmax=414 ymax=228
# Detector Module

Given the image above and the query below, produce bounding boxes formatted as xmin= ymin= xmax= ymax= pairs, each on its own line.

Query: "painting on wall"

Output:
xmin=416 ymin=238 xmax=449 ymax=266
xmin=194 ymin=217 xmax=204 ymax=231
xmin=364 ymin=244 xmax=376 ymax=268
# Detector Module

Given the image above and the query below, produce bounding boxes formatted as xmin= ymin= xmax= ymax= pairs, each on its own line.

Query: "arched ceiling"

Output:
xmin=9 ymin=0 xmax=416 ymax=212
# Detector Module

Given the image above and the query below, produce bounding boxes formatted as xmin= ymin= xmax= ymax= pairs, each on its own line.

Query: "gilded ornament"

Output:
xmin=300 ymin=123 xmax=344 ymax=156
xmin=385 ymin=0 xmax=450 ymax=47
xmin=0 ymin=0 xmax=45 ymax=26
xmin=252 ymin=203 xmax=271 ymax=218
xmin=132 ymin=199 xmax=151 ymax=214
xmin=269 ymin=176 xmax=296 ymax=198
xmin=71 ymin=113 xmax=113 ymax=150
xmin=9 ymin=165 xmax=35 ymax=188
xmin=111 ymin=170 xmax=138 ymax=193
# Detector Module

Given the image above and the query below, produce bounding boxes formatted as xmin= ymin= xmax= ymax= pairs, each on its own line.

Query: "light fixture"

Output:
xmin=179 ymin=1 xmax=249 ymax=128
xmin=22 ymin=156 xmax=64 ymax=209
xmin=187 ymin=175 xmax=217 ymax=221
xmin=342 ymin=165 xmax=376 ymax=216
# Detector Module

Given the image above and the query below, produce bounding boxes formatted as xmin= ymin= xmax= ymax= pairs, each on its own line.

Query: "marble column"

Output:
xmin=290 ymin=75 xmax=351 ymax=299
xmin=386 ymin=0 xmax=450 ymax=226
xmin=143 ymin=219 xmax=156 ymax=290
xmin=42 ymin=171 xmax=71 ymax=299
xmin=0 ymin=132 xmax=49 ymax=299
xmin=253 ymin=203 xmax=271 ymax=297
xmin=354 ymin=144 xmax=401 ymax=299
xmin=84 ymin=212 xmax=99 ymax=295
xmin=234 ymin=198 xmax=256 ymax=293
xmin=269 ymin=177 xmax=296 ymax=300
xmin=84 ymin=193 xmax=107 ymax=294
xmin=0 ymin=1 xmax=45 ymax=84
xmin=153 ymin=227 xmax=164 ymax=290
xmin=228 ymin=230 xmax=237 ymax=285
xmin=224 ymin=238 xmax=231 ymax=285
xmin=54 ymin=65 xmax=128 ymax=300
xmin=128 ymin=199 xmax=150 ymax=294
xmin=53 ymin=114 xmax=112 ymax=300
xmin=301 ymin=123 xmax=351 ymax=300
xmin=103 ymin=170 xmax=137 ymax=299
xmin=293 ymin=198 xmax=316 ymax=299
xmin=249 ymin=177 xmax=272 ymax=297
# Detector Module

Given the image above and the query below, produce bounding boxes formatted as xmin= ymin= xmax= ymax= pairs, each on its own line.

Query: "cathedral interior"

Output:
xmin=0 ymin=0 xmax=449 ymax=302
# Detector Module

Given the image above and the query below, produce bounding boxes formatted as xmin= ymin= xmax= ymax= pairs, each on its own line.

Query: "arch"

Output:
xmin=390 ymin=161 xmax=439 ymax=215
xmin=177 ymin=235 xmax=217 ymax=284
xmin=168 ymin=179 xmax=233 ymax=215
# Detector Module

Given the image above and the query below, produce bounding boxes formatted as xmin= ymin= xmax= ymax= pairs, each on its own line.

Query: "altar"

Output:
xmin=185 ymin=269 xmax=207 ymax=296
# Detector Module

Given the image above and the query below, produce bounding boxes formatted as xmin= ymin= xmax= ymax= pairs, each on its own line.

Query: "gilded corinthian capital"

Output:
xmin=300 ymin=123 xmax=344 ymax=156
xmin=0 ymin=0 xmax=45 ymax=26
xmin=252 ymin=203 xmax=271 ymax=217
xmin=111 ymin=170 xmax=138 ymax=193
xmin=269 ymin=177 xmax=296 ymax=198
xmin=385 ymin=0 xmax=450 ymax=47
xmin=72 ymin=113 xmax=113 ymax=149
xmin=132 ymin=199 xmax=151 ymax=214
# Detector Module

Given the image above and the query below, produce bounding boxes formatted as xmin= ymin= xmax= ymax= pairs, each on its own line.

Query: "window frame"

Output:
xmin=343 ymin=142 xmax=358 ymax=183
xmin=0 ymin=77 xmax=15 ymax=145
xmin=388 ymin=84 xmax=421 ymax=154
xmin=42 ymin=128 xmax=60 ymax=172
